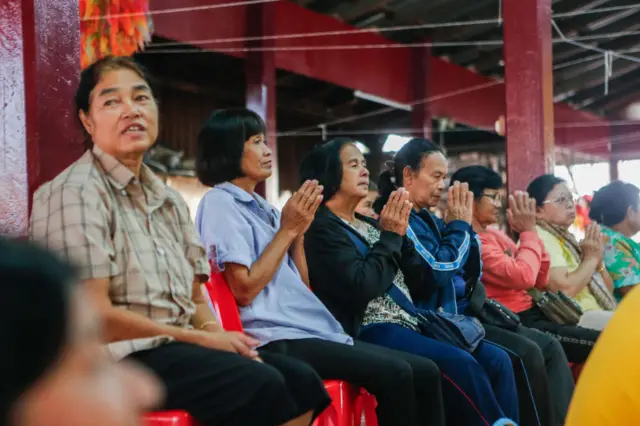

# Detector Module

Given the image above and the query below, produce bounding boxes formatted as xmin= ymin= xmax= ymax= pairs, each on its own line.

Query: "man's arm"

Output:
xmin=190 ymin=278 xmax=224 ymax=333
xmin=85 ymin=276 xmax=260 ymax=358
xmin=170 ymin=189 xmax=222 ymax=332
xmin=84 ymin=277 xmax=191 ymax=343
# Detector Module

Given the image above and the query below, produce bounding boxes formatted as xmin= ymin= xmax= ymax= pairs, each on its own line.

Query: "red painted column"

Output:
xmin=503 ymin=0 xmax=554 ymax=192
xmin=245 ymin=1 xmax=278 ymax=202
xmin=608 ymin=123 xmax=626 ymax=182
xmin=0 ymin=0 xmax=82 ymax=236
xmin=411 ymin=43 xmax=432 ymax=140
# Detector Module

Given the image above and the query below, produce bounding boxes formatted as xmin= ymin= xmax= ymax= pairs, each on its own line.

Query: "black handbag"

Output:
xmin=466 ymin=280 xmax=522 ymax=331
xmin=388 ymin=285 xmax=485 ymax=353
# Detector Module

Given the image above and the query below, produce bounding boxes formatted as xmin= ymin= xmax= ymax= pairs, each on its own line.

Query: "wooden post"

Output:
xmin=0 ymin=0 xmax=82 ymax=235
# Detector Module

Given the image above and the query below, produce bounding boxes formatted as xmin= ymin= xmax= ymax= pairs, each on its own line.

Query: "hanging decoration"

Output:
xmin=574 ymin=195 xmax=592 ymax=233
xmin=80 ymin=0 xmax=153 ymax=69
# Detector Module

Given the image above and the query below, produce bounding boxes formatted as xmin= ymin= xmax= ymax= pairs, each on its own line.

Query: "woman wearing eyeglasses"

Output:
xmin=460 ymin=169 xmax=601 ymax=366
xmin=526 ymin=175 xmax=615 ymax=332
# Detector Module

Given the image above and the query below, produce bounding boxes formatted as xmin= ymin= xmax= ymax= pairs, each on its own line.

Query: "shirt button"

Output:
xmin=120 ymin=189 xmax=127 ymax=196
xmin=157 ymin=248 xmax=165 ymax=256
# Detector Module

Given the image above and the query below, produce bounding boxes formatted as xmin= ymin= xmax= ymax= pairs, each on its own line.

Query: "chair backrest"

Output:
xmin=203 ymin=263 xmax=245 ymax=333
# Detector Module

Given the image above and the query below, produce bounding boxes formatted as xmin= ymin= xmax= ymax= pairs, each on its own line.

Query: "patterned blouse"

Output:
xmin=602 ymin=226 xmax=640 ymax=302
xmin=346 ymin=219 xmax=421 ymax=332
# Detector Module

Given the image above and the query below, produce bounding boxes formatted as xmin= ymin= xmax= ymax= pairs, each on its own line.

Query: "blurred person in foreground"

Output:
xmin=566 ymin=286 xmax=640 ymax=426
xmin=0 ymin=237 xmax=161 ymax=426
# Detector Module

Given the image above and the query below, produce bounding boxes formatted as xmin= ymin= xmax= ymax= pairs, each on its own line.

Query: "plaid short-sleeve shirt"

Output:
xmin=29 ymin=146 xmax=210 ymax=360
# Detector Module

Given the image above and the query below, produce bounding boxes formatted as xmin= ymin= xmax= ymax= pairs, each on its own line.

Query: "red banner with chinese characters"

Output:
xmin=80 ymin=0 xmax=152 ymax=69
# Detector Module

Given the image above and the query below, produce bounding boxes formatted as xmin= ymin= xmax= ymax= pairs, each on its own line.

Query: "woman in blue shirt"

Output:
xmin=195 ymin=108 xmax=445 ymax=426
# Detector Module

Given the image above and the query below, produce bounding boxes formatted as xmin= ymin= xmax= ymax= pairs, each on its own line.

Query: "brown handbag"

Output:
xmin=527 ymin=288 xmax=583 ymax=325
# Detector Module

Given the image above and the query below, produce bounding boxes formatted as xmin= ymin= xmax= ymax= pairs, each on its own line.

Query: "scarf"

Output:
xmin=537 ymin=219 xmax=617 ymax=311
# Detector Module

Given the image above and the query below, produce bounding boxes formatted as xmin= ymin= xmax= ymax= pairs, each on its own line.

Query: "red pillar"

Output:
xmin=245 ymin=1 xmax=278 ymax=202
xmin=411 ymin=43 xmax=432 ymax=140
xmin=0 ymin=0 xmax=82 ymax=236
xmin=609 ymin=123 xmax=626 ymax=182
xmin=503 ymin=0 xmax=554 ymax=193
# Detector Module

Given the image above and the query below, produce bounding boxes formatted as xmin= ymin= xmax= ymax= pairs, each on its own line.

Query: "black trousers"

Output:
xmin=518 ymin=306 xmax=600 ymax=363
xmin=127 ymin=342 xmax=331 ymax=426
xmin=483 ymin=324 xmax=575 ymax=426
xmin=261 ymin=338 xmax=445 ymax=426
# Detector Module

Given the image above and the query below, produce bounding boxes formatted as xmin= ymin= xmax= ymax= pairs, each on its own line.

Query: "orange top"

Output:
xmin=479 ymin=229 xmax=550 ymax=313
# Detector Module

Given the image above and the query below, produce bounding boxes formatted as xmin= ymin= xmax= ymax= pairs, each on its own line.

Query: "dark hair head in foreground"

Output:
xmin=0 ymin=238 xmax=161 ymax=426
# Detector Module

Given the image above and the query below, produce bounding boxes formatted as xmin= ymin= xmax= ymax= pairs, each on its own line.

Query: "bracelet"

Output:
xmin=597 ymin=263 xmax=605 ymax=273
xmin=198 ymin=321 xmax=218 ymax=330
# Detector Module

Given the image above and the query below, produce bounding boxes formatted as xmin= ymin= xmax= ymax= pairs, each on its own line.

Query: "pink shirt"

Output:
xmin=479 ymin=228 xmax=550 ymax=313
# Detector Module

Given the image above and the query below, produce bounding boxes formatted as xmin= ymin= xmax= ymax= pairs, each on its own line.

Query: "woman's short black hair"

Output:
xmin=449 ymin=165 xmax=503 ymax=199
xmin=526 ymin=174 xmax=566 ymax=206
xmin=197 ymin=108 xmax=267 ymax=187
xmin=299 ymin=138 xmax=355 ymax=203
xmin=375 ymin=138 xmax=443 ymax=212
xmin=0 ymin=238 xmax=77 ymax=424
xmin=589 ymin=180 xmax=640 ymax=226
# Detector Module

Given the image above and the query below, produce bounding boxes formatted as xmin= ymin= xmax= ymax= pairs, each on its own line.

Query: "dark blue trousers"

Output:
xmin=360 ymin=323 xmax=519 ymax=426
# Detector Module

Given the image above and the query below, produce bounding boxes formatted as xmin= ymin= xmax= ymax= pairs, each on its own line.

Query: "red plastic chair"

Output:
xmin=354 ymin=389 xmax=378 ymax=426
xmin=203 ymin=267 xmax=378 ymax=426
xmin=142 ymin=410 xmax=196 ymax=426
xmin=569 ymin=362 xmax=585 ymax=383
xmin=204 ymin=270 xmax=244 ymax=332
xmin=316 ymin=380 xmax=357 ymax=426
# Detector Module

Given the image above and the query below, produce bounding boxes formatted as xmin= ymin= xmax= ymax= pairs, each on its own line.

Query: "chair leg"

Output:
xmin=354 ymin=390 xmax=378 ymax=426
xmin=315 ymin=380 xmax=355 ymax=426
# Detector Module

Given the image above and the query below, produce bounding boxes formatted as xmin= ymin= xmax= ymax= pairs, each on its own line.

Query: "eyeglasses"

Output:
xmin=481 ymin=193 xmax=503 ymax=204
xmin=543 ymin=194 xmax=576 ymax=207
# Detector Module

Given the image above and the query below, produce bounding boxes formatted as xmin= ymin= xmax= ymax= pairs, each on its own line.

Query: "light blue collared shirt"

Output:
xmin=195 ymin=182 xmax=353 ymax=347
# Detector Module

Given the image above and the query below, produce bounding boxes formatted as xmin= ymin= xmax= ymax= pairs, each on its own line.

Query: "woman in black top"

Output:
xmin=302 ymin=138 xmax=518 ymax=426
